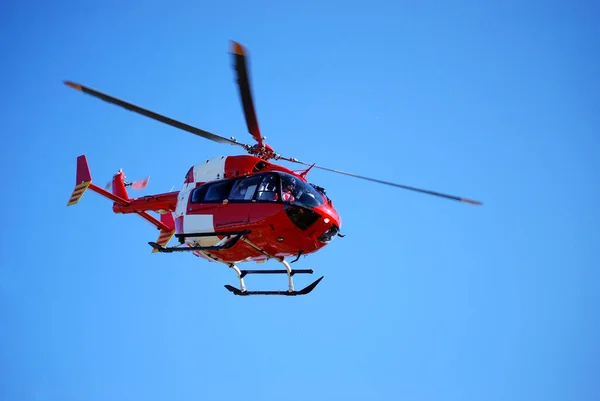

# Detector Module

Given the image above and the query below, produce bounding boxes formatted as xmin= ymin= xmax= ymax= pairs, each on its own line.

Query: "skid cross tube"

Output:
xmin=239 ymin=269 xmax=313 ymax=278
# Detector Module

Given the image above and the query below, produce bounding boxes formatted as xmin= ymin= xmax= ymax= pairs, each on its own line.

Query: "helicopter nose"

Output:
xmin=317 ymin=224 xmax=340 ymax=243
xmin=314 ymin=204 xmax=341 ymax=243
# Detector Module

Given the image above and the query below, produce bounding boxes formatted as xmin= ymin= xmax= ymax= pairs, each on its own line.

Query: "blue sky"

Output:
xmin=1 ymin=1 xmax=599 ymax=400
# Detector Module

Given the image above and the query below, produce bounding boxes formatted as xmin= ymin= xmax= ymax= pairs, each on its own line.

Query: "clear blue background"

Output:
xmin=1 ymin=1 xmax=598 ymax=400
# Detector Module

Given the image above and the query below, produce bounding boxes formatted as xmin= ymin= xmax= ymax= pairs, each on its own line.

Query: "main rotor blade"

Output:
xmin=230 ymin=41 xmax=264 ymax=147
xmin=280 ymin=157 xmax=483 ymax=205
xmin=64 ymin=81 xmax=247 ymax=148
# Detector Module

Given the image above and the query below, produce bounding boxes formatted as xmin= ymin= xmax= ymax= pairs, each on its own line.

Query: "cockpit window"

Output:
xmin=256 ymin=174 xmax=279 ymax=202
xmin=279 ymin=173 xmax=325 ymax=209
xmin=189 ymin=173 xmax=325 ymax=208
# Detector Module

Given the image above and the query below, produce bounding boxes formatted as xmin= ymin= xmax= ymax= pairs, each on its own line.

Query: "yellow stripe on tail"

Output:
xmin=152 ymin=229 xmax=175 ymax=253
xmin=67 ymin=155 xmax=93 ymax=206
xmin=67 ymin=181 xmax=91 ymax=206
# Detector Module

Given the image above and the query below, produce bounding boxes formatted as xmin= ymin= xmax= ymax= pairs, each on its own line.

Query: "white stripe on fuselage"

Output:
xmin=174 ymin=156 xmax=228 ymax=247
xmin=193 ymin=156 xmax=227 ymax=183
xmin=183 ymin=214 xmax=219 ymax=246
xmin=175 ymin=156 xmax=227 ymax=219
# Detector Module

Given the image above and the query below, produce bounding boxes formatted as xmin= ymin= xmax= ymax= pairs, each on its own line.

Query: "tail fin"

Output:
xmin=152 ymin=212 xmax=176 ymax=253
xmin=67 ymin=155 xmax=92 ymax=206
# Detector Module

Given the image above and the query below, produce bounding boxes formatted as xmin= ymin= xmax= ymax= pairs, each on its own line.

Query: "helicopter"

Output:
xmin=65 ymin=41 xmax=482 ymax=296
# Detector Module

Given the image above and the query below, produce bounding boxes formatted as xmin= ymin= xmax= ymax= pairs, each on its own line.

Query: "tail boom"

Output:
xmin=88 ymin=182 xmax=131 ymax=205
xmin=112 ymin=191 xmax=178 ymax=215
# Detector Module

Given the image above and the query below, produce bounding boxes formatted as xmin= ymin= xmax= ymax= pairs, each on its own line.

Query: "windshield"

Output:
xmin=279 ymin=173 xmax=325 ymax=209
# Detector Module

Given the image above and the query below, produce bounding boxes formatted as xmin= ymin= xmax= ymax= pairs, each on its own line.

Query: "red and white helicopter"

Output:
xmin=65 ymin=41 xmax=482 ymax=296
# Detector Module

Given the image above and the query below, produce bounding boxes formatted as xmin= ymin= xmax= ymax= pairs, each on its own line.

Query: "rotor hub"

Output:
xmin=248 ymin=143 xmax=278 ymax=161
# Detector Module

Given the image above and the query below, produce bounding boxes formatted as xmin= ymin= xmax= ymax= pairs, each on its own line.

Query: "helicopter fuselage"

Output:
xmin=173 ymin=155 xmax=341 ymax=263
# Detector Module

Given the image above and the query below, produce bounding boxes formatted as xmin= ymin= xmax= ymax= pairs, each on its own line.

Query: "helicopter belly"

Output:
xmin=183 ymin=214 xmax=219 ymax=246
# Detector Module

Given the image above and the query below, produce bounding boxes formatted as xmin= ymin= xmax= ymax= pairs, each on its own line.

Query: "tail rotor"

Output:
xmin=104 ymin=171 xmax=150 ymax=192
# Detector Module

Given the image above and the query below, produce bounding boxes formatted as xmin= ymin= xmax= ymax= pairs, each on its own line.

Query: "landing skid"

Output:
xmin=226 ymin=257 xmax=324 ymax=297
xmin=225 ymin=276 xmax=324 ymax=296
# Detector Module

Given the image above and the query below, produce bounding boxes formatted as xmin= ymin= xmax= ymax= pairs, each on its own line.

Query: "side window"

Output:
xmin=229 ymin=174 xmax=264 ymax=201
xmin=191 ymin=185 xmax=208 ymax=203
xmin=204 ymin=180 xmax=234 ymax=202
xmin=191 ymin=180 xmax=233 ymax=203
xmin=256 ymin=174 xmax=280 ymax=202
